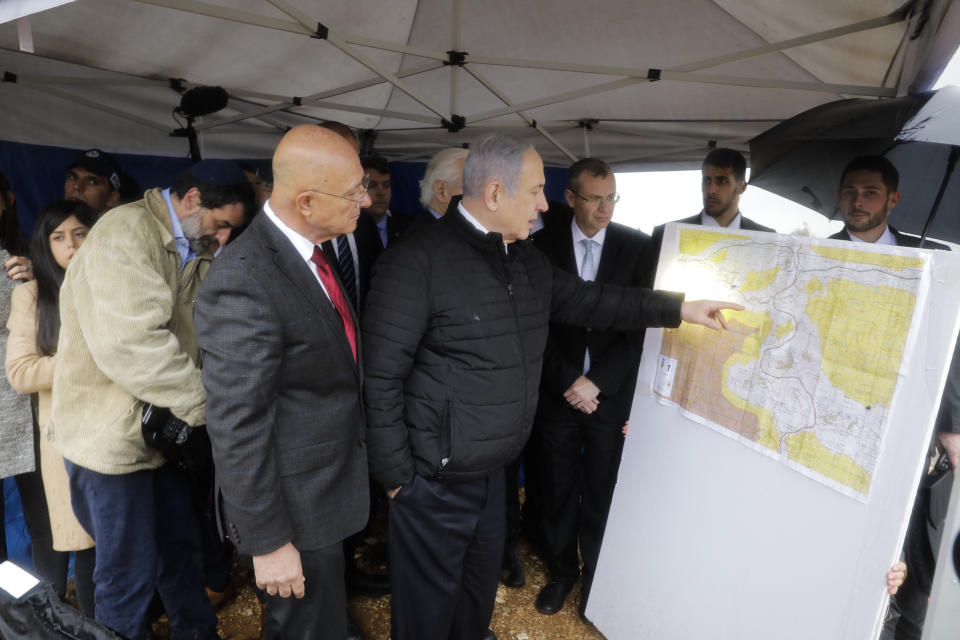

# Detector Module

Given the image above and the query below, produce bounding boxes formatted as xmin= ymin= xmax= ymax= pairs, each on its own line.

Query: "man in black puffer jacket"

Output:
xmin=362 ymin=133 xmax=740 ymax=640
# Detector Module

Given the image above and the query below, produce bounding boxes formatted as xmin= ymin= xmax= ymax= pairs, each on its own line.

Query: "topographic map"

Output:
xmin=652 ymin=226 xmax=931 ymax=500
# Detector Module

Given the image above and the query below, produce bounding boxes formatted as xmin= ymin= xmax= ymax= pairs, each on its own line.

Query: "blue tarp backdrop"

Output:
xmin=0 ymin=140 xmax=568 ymax=237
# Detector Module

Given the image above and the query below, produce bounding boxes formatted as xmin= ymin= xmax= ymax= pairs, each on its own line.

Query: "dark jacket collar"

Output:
xmin=443 ymin=196 xmax=533 ymax=256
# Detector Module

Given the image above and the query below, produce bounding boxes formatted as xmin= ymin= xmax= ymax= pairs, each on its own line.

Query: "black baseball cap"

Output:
xmin=68 ymin=149 xmax=121 ymax=191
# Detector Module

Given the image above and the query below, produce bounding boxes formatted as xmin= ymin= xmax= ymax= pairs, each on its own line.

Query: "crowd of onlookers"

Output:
xmin=0 ymin=123 xmax=954 ymax=640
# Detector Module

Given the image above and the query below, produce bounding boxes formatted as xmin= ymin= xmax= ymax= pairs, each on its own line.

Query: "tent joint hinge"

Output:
xmin=2 ymin=71 xmax=17 ymax=83
xmin=578 ymin=119 xmax=598 ymax=130
xmin=444 ymin=50 xmax=468 ymax=66
xmin=647 ymin=68 xmax=662 ymax=81
xmin=442 ymin=115 xmax=466 ymax=132
xmin=314 ymin=21 xmax=329 ymax=40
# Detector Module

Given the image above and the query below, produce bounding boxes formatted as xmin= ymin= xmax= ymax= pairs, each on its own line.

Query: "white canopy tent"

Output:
xmin=0 ymin=0 xmax=956 ymax=167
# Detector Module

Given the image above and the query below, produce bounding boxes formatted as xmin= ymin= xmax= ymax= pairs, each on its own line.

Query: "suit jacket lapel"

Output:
xmin=559 ymin=223 xmax=578 ymax=275
xmin=595 ymin=225 xmax=622 ymax=283
xmin=257 ymin=216 xmax=360 ymax=374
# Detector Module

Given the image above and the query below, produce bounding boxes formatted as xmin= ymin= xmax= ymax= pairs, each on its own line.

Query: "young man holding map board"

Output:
xmin=828 ymin=155 xmax=960 ymax=640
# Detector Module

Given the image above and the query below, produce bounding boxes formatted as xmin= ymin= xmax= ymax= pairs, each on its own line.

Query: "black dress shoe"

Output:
xmin=534 ymin=580 xmax=574 ymax=615
xmin=500 ymin=547 xmax=525 ymax=588
xmin=345 ymin=567 xmax=391 ymax=597
xmin=347 ymin=611 xmax=366 ymax=640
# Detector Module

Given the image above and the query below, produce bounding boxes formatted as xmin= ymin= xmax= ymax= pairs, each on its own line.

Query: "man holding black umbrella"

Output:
xmin=830 ymin=154 xmax=960 ymax=640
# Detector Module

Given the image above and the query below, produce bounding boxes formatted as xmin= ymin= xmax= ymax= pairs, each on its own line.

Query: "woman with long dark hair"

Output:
xmin=6 ymin=199 xmax=98 ymax=615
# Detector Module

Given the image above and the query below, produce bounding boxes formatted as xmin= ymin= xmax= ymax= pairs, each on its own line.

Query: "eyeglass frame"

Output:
xmin=306 ymin=173 xmax=371 ymax=208
xmin=568 ymin=189 xmax=620 ymax=207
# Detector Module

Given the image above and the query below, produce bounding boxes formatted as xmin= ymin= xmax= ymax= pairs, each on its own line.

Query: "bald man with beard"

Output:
xmin=195 ymin=125 xmax=373 ymax=640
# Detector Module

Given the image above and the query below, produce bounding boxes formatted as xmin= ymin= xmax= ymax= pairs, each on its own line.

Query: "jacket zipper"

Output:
xmin=499 ymin=253 xmax=527 ymax=446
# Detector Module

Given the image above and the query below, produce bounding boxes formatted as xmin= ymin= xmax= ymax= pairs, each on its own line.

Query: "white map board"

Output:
xmin=589 ymin=225 xmax=960 ymax=640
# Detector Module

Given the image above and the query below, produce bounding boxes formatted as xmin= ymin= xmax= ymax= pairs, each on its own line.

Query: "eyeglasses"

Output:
xmin=307 ymin=173 xmax=371 ymax=208
xmin=570 ymin=190 xmax=620 ymax=207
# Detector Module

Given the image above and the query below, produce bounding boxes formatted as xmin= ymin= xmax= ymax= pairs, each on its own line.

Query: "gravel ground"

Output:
xmin=151 ymin=493 xmax=606 ymax=640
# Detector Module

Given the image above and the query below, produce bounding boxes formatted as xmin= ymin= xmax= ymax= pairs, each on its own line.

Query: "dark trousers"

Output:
xmin=259 ymin=541 xmax=346 ymax=640
xmin=14 ymin=470 xmax=69 ymax=597
xmin=66 ymin=461 xmax=217 ymax=640
xmin=388 ymin=471 xmax=505 ymax=640
xmin=880 ymin=476 xmax=942 ymax=640
xmin=535 ymin=403 xmax=625 ymax=595
xmin=13 ymin=466 xmax=97 ymax=616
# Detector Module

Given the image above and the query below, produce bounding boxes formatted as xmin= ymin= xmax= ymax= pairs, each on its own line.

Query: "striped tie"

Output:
xmin=337 ymin=234 xmax=358 ymax=311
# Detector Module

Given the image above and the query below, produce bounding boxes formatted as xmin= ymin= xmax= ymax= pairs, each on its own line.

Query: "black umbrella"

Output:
xmin=748 ymin=86 xmax=960 ymax=243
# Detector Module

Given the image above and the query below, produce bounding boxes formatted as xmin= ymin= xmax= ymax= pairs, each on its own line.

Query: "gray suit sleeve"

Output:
xmin=195 ymin=264 xmax=295 ymax=556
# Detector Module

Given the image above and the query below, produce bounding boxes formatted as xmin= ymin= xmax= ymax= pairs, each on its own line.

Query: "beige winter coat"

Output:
xmin=49 ymin=189 xmax=211 ymax=474
xmin=6 ymin=280 xmax=93 ymax=550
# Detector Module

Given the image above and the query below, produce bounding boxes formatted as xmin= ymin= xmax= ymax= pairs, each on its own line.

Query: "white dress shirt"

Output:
xmin=699 ymin=210 xmax=743 ymax=229
xmin=571 ymin=217 xmax=607 ymax=272
xmin=847 ymin=225 xmax=897 ymax=246
xmin=262 ymin=200 xmax=330 ymax=300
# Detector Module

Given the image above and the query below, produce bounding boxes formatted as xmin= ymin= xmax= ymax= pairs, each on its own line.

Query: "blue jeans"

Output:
xmin=66 ymin=461 xmax=217 ymax=640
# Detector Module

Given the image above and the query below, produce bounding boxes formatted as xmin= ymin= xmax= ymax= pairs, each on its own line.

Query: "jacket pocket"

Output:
xmin=277 ymin=441 xmax=336 ymax=477
xmin=439 ymin=398 xmax=454 ymax=472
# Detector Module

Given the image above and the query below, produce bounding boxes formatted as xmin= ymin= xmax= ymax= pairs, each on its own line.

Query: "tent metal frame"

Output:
xmin=0 ymin=0 xmax=938 ymax=163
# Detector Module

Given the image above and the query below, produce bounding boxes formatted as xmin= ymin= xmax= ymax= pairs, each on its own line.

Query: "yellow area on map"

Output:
xmin=710 ymin=250 xmax=727 ymax=264
xmin=679 ymin=228 xmax=749 ymax=256
xmin=805 ymin=277 xmax=824 ymax=296
xmin=806 ymin=279 xmax=915 ymax=408
xmin=775 ymin=321 xmax=794 ymax=340
xmin=742 ymin=266 xmax=780 ymax=292
xmin=812 ymin=246 xmax=924 ymax=270
xmin=785 ymin=432 xmax=871 ymax=494
xmin=720 ymin=311 xmax=779 ymax=450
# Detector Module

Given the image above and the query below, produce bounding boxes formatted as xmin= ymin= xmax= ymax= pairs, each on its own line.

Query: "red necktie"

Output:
xmin=312 ymin=245 xmax=357 ymax=362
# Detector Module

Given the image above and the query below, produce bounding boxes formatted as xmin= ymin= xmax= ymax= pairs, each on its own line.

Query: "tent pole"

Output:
xmin=15 ymin=84 xmax=169 ymax=131
xmin=467 ymin=78 xmax=643 ymax=124
xmin=226 ymin=61 xmax=441 ymax=103
xmin=325 ymin=36 xmax=449 ymax=119
xmin=659 ymin=71 xmax=896 ymax=97
xmin=468 ymin=74 xmax=892 ymax=125
xmin=605 ymin=145 xmax=713 ymax=165
xmin=132 ymin=0 xmax=312 ymax=36
xmin=194 ymin=62 xmax=444 ymax=131
xmin=465 ymin=9 xmax=907 ymax=77
xmin=450 ymin=0 xmax=462 ymax=116
xmin=464 ymin=66 xmax=578 ymax=162
xmin=262 ymin=0 xmax=449 ymax=119
xmin=918 ymin=145 xmax=960 ymax=245
xmin=594 ymin=123 xmax=737 ymax=147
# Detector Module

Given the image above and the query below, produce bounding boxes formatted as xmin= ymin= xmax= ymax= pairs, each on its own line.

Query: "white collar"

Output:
xmin=571 ymin=216 xmax=606 ymax=247
xmin=458 ymin=202 xmax=490 ymax=234
xmin=848 ymin=225 xmax=897 ymax=246
xmin=262 ymin=200 xmax=317 ymax=262
xmin=700 ymin=210 xmax=742 ymax=229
